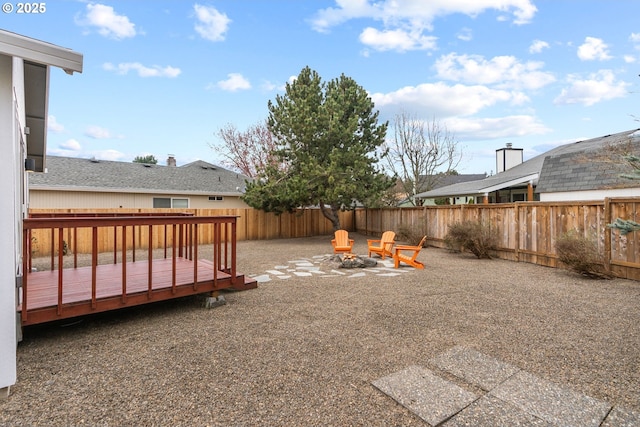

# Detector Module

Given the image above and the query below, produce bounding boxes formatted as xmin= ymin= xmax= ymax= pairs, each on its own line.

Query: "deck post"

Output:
xmin=147 ymin=225 xmax=153 ymax=298
xmin=91 ymin=227 xmax=97 ymax=309
xmin=121 ymin=225 xmax=127 ymax=303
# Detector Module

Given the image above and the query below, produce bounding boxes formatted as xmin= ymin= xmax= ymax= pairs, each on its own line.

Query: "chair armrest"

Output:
xmin=367 ymin=239 xmax=381 ymax=244
xmin=394 ymin=245 xmax=418 ymax=251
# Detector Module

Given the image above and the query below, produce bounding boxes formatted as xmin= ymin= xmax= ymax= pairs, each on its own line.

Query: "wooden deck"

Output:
xmin=20 ymin=214 xmax=257 ymax=326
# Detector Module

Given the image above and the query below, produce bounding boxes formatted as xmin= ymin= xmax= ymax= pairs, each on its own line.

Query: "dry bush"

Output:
xmin=396 ymin=224 xmax=426 ymax=246
xmin=444 ymin=221 xmax=498 ymax=259
xmin=555 ymin=231 xmax=610 ymax=278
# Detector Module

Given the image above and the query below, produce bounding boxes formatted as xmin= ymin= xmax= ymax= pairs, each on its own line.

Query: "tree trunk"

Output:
xmin=319 ymin=202 xmax=341 ymax=231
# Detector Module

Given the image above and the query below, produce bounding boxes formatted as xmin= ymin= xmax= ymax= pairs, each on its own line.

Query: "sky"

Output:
xmin=2 ymin=0 xmax=640 ymax=175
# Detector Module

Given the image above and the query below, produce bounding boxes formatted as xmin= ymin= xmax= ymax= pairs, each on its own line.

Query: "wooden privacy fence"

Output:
xmin=28 ymin=208 xmax=354 ymax=256
xmin=356 ymin=197 xmax=640 ymax=280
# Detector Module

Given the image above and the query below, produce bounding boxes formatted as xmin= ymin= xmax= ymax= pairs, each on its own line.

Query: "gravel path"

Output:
xmin=2 ymin=233 xmax=639 ymax=426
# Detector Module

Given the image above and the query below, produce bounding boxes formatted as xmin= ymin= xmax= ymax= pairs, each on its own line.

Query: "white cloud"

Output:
xmin=445 ymin=115 xmax=551 ymax=140
xmin=103 ymin=62 xmax=181 ymax=78
xmin=623 ymin=55 xmax=636 ymax=63
xmin=554 ymin=70 xmax=629 ymax=106
xmin=59 ymin=139 xmax=82 ymax=151
xmin=630 ymin=33 xmax=640 ymax=44
xmin=76 ymin=3 xmax=137 ymax=40
xmin=193 ymin=4 xmax=231 ymax=42
xmin=85 ymin=125 xmax=114 ymax=139
xmin=217 ymin=73 xmax=251 ymax=92
xmin=370 ymin=82 xmax=528 ymax=118
xmin=310 ymin=0 xmax=537 ymax=33
xmin=529 ymin=39 xmax=549 ymax=54
xmin=47 ymin=115 xmax=64 ymax=133
xmin=434 ymin=53 xmax=555 ymax=90
xmin=457 ymin=27 xmax=472 ymax=42
xmin=577 ymin=37 xmax=612 ymax=61
xmin=359 ymin=27 xmax=437 ymax=51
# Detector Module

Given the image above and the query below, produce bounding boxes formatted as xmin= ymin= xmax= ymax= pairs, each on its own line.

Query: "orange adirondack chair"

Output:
xmin=367 ymin=231 xmax=396 ymax=259
xmin=331 ymin=230 xmax=354 ymax=254
xmin=393 ymin=236 xmax=427 ymax=269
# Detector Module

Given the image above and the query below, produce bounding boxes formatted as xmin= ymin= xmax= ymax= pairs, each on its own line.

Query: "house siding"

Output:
xmin=29 ymin=190 xmax=250 ymax=209
xmin=540 ymin=188 xmax=639 ymax=202
xmin=0 ymin=54 xmax=19 ymax=392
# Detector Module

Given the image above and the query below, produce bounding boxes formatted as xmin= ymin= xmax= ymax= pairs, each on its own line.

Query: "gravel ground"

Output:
xmin=2 ymin=233 xmax=639 ymax=426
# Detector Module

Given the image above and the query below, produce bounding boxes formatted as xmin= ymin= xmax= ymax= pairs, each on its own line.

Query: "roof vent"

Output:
xmin=90 ymin=157 xmax=100 ymax=163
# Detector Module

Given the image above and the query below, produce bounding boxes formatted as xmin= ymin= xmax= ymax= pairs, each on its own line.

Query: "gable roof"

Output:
xmin=414 ymin=128 xmax=640 ymax=199
xmin=29 ymin=156 xmax=251 ymax=196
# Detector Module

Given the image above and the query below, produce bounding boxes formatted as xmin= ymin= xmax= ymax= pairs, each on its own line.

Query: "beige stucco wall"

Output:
xmin=29 ymin=190 xmax=251 ymax=209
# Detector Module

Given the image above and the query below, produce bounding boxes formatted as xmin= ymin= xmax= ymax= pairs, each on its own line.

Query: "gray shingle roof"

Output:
xmin=29 ymin=156 xmax=252 ymax=195
xmin=536 ymin=130 xmax=640 ymax=193
xmin=414 ymin=128 xmax=640 ymax=199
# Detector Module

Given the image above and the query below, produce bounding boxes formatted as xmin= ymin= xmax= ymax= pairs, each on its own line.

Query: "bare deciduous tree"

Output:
xmin=211 ymin=121 xmax=278 ymax=178
xmin=384 ymin=111 xmax=462 ymax=205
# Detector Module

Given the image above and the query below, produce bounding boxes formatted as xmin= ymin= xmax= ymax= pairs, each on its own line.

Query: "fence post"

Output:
xmin=514 ymin=202 xmax=520 ymax=262
xmin=604 ymin=197 xmax=612 ymax=273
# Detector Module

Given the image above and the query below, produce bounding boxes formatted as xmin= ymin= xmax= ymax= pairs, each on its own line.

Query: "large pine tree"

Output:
xmin=242 ymin=66 xmax=393 ymax=230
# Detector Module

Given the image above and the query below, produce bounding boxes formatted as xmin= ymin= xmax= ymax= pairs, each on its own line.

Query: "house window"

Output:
xmin=208 ymin=196 xmax=224 ymax=202
xmin=153 ymin=197 xmax=189 ymax=208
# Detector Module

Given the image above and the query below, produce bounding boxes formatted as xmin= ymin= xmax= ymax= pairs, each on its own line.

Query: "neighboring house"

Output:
xmin=408 ymin=173 xmax=486 ymax=206
xmin=0 ymin=30 xmax=82 ymax=397
xmin=414 ymin=129 xmax=640 ymax=204
xmin=29 ymin=156 xmax=253 ymax=209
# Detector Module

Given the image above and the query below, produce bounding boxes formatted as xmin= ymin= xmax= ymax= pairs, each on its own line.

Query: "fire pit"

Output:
xmin=327 ymin=253 xmax=378 ymax=269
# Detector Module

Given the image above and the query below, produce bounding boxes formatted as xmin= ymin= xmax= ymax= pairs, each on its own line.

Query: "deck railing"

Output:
xmin=21 ymin=215 xmax=238 ymax=325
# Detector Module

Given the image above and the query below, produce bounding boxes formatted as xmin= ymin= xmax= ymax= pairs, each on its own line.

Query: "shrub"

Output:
xmin=444 ymin=221 xmax=498 ymax=259
xmin=555 ymin=231 xmax=610 ymax=278
xmin=396 ymin=223 xmax=426 ymax=246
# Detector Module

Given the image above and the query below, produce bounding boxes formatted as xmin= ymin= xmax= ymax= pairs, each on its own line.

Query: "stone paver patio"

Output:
xmin=373 ymin=346 xmax=640 ymax=426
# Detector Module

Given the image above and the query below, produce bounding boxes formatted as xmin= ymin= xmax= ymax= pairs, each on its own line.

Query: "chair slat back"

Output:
xmin=334 ymin=230 xmax=349 ymax=247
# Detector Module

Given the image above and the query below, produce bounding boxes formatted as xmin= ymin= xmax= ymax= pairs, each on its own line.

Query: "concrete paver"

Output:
xmin=430 ymin=345 xmax=521 ymax=390
xmin=444 ymin=395 xmax=552 ymax=427
xmin=372 ymin=365 xmax=477 ymax=426
xmin=490 ymin=370 xmax=611 ymax=427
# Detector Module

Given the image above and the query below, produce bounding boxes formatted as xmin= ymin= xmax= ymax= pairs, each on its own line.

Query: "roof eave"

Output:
xmin=0 ymin=29 xmax=83 ymax=74
xmin=29 ymin=186 xmax=244 ymax=197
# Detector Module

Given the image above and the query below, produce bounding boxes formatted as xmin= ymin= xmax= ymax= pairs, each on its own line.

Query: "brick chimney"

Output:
xmin=167 ymin=155 xmax=176 ymax=167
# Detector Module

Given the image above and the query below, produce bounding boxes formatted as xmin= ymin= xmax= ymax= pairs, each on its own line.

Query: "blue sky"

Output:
xmin=3 ymin=0 xmax=640 ymax=175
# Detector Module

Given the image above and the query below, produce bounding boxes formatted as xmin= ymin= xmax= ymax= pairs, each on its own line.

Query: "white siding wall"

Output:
xmin=540 ymin=188 xmax=640 ymax=202
xmin=0 ymin=54 xmax=19 ymax=392
xmin=29 ymin=190 xmax=251 ymax=209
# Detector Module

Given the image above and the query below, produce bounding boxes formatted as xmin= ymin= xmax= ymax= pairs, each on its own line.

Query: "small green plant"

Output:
xmin=444 ymin=221 xmax=497 ymax=259
xmin=555 ymin=231 xmax=610 ymax=278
